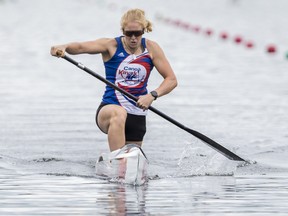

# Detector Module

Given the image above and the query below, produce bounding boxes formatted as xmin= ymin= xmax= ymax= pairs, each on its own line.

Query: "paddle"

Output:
xmin=56 ymin=52 xmax=246 ymax=162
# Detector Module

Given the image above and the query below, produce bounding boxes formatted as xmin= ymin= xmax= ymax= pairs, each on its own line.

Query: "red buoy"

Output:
xmin=191 ymin=25 xmax=201 ymax=33
xmin=220 ymin=32 xmax=228 ymax=40
xmin=205 ymin=28 xmax=213 ymax=36
xmin=245 ymin=41 xmax=254 ymax=48
xmin=180 ymin=22 xmax=190 ymax=30
xmin=172 ymin=20 xmax=181 ymax=27
xmin=266 ymin=45 xmax=277 ymax=53
xmin=234 ymin=36 xmax=243 ymax=44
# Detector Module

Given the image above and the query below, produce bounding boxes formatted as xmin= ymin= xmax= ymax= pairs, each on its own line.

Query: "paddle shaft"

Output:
xmin=60 ymin=54 xmax=245 ymax=162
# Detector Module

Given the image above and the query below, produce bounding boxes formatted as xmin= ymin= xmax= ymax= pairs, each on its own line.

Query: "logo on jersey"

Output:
xmin=117 ymin=64 xmax=146 ymax=86
xmin=118 ymin=52 xmax=125 ymax=57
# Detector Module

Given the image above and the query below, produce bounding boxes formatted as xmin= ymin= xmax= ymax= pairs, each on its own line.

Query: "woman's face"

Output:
xmin=123 ymin=21 xmax=144 ymax=48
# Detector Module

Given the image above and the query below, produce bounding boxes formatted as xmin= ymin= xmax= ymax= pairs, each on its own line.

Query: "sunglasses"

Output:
xmin=123 ymin=30 xmax=144 ymax=37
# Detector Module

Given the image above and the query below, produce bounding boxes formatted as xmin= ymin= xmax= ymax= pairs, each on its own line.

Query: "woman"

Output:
xmin=50 ymin=9 xmax=177 ymax=152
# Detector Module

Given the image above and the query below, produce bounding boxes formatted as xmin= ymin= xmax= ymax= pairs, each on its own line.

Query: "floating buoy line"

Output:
xmin=155 ymin=14 xmax=287 ymax=60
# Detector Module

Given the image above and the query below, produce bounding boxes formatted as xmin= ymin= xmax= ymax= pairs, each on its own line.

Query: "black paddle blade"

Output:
xmin=148 ymin=106 xmax=246 ymax=162
xmin=185 ymin=128 xmax=245 ymax=161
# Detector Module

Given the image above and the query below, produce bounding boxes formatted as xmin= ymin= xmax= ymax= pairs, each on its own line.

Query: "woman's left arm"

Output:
xmin=136 ymin=40 xmax=177 ymax=110
xmin=149 ymin=40 xmax=178 ymax=97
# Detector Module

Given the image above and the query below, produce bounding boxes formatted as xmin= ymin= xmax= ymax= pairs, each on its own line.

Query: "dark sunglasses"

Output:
xmin=123 ymin=30 xmax=144 ymax=37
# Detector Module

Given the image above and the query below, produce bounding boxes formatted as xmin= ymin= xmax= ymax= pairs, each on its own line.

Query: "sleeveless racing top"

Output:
xmin=102 ymin=36 xmax=154 ymax=115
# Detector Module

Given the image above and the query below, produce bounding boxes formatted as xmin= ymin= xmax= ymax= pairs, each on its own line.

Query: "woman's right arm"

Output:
xmin=50 ymin=38 xmax=112 ymax=57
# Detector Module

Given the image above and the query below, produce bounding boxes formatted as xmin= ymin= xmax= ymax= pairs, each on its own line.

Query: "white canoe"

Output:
xmin=95 ymin=144 xmax=149 ymax=185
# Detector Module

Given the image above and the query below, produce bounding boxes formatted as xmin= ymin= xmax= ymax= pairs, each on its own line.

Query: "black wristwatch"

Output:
xmin=150 ymin=90 xmax=158 ymax=100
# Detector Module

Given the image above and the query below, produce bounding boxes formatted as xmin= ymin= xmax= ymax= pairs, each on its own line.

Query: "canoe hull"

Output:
xmin=95 ymin=144 xmax=148 ymax=185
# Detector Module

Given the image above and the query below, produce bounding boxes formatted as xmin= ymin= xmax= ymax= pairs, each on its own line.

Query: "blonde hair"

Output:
xmin=121 ymin=8 xmax=153 ymax=33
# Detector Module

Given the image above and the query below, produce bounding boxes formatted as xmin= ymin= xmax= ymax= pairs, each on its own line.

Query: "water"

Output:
xmin=1 ymin=173 xmax=288 ymax=215
xmin=1 ymin=0 xmax=288 ymax=215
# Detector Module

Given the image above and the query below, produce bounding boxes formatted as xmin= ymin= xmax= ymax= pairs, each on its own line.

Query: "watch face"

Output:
xmin=151 ymin=91 xmax=158 ymax=99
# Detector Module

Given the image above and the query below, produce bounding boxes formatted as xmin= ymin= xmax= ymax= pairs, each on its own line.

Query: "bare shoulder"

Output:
xmin=96 ymin=37 xmax=116 ymax=45
xmin=90 ymin=37 xmax=117 ymax=49
xmin=91 ymin=37 xmax=117 ymax=61
xmin=80 ymin=37 xmax=116 ymax=54
xmin=146 ymin=39 xmax=161 ymax=50
xmin=145 ymin=39 xmax=165 ymax=59
xmin=99 ymin=38 xmax=117 ymax=53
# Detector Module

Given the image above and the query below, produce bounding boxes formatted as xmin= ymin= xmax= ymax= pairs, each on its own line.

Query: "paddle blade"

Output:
xmin=185 ymin=128 xmax=245 ymax=161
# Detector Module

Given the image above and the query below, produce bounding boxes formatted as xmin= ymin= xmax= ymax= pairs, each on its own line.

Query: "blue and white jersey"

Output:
xmin=102 ymin=36 xmax=154 ymax=115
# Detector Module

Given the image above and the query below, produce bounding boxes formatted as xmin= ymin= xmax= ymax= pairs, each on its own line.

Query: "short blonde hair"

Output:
xmin=121 ymin=8 xmax=153 ymax=33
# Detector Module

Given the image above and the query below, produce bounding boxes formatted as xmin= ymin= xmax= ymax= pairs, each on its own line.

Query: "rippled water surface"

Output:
xmin=1 ymin=173 xmax=288 ymax=215
xmin=1 ymin=0 xmax=288 ymax=215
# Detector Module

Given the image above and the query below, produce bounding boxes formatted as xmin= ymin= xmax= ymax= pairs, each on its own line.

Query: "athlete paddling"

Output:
xmin=50 ymin=8 xmax=177 ymax=152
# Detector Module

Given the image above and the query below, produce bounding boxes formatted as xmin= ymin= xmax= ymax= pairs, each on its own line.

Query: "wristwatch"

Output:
xmin=150 ymin=90 xmax=158 ymax=100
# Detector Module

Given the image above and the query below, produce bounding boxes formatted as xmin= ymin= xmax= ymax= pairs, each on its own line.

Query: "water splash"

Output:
xmin=176 ymin=142 xmax=238 ymax=177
